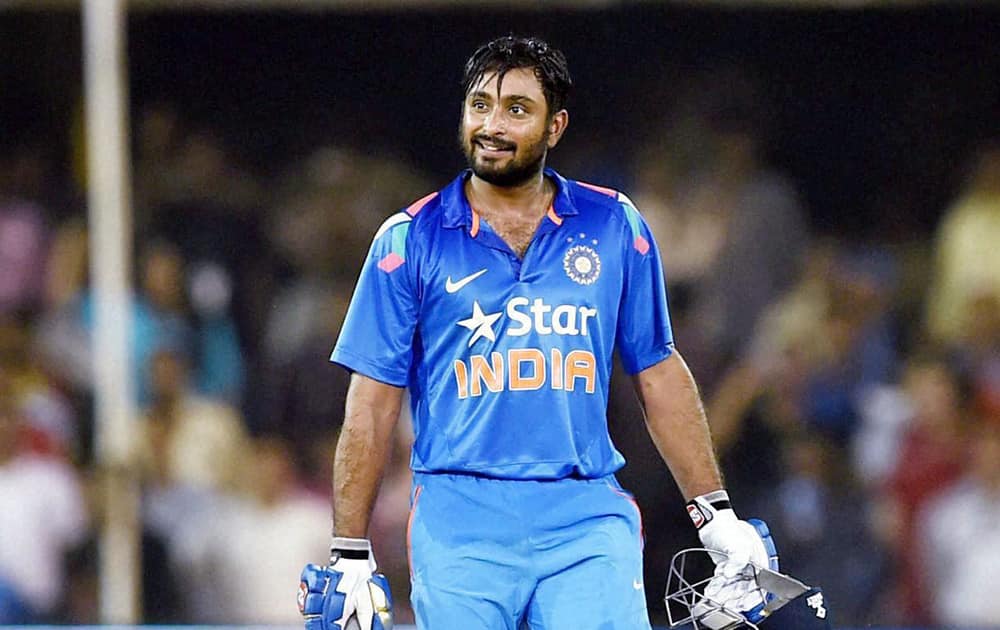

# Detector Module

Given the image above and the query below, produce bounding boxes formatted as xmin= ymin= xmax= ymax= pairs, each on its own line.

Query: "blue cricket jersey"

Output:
xmin=331 ymin=168 xmax=674 ymax=479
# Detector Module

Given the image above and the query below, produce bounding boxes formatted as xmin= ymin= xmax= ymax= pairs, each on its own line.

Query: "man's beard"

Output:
xmin=460 ymin=126 xmax=549 ymax=187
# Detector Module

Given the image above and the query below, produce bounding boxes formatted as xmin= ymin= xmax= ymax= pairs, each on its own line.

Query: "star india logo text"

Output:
xmin=453 ymin=296 xmax=600 ymax=399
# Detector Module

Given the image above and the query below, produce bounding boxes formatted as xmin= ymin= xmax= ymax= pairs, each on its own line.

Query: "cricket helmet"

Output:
xmin=664 ymin=547 xmax=833 ymax=630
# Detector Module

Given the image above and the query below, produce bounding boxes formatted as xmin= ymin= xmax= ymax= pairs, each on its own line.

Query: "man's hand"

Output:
xmin=686 ymin=491 xmax=778 ymax=626
xmin=298 ymin=537 xmax=393 ymax=630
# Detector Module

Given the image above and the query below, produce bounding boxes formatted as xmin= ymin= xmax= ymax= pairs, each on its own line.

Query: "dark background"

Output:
xmin=3 ymin=4 xmax=999 ymax=238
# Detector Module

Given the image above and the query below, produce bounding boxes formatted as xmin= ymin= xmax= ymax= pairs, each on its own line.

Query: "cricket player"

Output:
xmin=299 ymin=35 xmax=775 ymax=630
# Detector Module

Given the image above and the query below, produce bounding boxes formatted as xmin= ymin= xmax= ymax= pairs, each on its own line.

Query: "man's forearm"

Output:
xmin=332 ymin=374 xmax=404 ymax=538
xmin=634 ymin=351 xmax=724 ymax=500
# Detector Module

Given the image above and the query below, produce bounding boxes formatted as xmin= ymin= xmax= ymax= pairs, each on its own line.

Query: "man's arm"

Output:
xmin=333 ymin=372 xmax=405 ymax=538
xmin=299 ymin=374 xmax=399 ymax=629
xmin=636 ymin=350 xmax=782 ymax=628
xmin=632 ymin=350 xmax=722 ymax=500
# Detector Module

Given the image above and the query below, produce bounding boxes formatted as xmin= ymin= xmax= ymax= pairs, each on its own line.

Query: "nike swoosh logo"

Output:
xmin=445 ymin=268 xmax=487 ymax=293
xmin=633 ymin=579 xmax=644 ymax=590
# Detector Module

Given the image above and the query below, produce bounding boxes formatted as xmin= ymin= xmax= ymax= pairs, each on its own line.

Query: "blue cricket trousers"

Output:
xmin=407 ymin=471 xmax=651 ymax=629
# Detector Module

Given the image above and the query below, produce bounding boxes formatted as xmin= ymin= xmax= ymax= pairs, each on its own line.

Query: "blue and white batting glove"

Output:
xmin=687 ymin=490 xmax=779 ymax=627
xmin=298 ymin=537 xmax=394 ymax=630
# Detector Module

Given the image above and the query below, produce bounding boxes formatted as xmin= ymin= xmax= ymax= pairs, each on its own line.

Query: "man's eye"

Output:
xmin=471 ymin=101 xmax=489 ymax=111
xmin=510 ymin=105 xmax=526 ymax=115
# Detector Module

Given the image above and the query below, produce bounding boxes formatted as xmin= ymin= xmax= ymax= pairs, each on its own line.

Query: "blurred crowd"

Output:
xmin=1 ymin=66 xmax=998 ymax=628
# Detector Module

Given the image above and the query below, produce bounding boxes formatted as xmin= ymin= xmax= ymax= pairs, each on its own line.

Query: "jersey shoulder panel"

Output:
xmin=369 ymin=190 xmax=443 ymax=271
xmin=570 ymin=179 xmax=637 ymax=216
xmin=569 ymin=180 xmax=650 ymax=254
xmin=403 ymin=189 xmax=449 ymax=234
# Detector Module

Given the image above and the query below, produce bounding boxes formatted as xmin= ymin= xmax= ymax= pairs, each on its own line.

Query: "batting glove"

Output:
xmin=687 ymin=490 xmax=778 ymax=627
xmin=298 ymin=537 xmax=393 ymax=630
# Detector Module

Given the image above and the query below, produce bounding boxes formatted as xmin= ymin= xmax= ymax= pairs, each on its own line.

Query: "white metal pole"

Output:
xmin=82 ymin=0 xmax=140 ymax=623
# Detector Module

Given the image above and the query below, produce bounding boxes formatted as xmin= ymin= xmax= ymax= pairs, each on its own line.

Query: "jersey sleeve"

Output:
xmin=330 ymin=212 xmax=419 ymax=386
xmin=615 ymin=196 xmax=675 ymax=374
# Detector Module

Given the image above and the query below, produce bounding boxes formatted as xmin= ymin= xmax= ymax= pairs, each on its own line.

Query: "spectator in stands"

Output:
xmin=170 ymin=435 xmax=329 ymax=624
xmin=136 ymin=342 xmax=245 ymax=619
xmin=0 ymin=379 xmax=88 ymax=623
xmin=33 ymin=230 xmax=243 ymax=410
xmin=261 ymin=148 xmax=430 ymax=364
xmin=796 ymin=247 xmax=899 ymax=444
xmin=186 ymin=258 xmax=245 ymax=405
xmin=134 ymin=240 xmax=194 ymax=403
xmin=0 ymin=199 xmax=48 ymax=317
xmin=139 ymin=239 xmax=245 ymax=405
xmin=706 ymin=243 xmax=899 ymax=505
xmin=918 ymin=416 xmax=1000 ymax=627
xmin=765 ymin=431 xmax=889 ymax=626
xmin=256 ymin=287 xmax=351 ymax=481
xmin=138 ymin=346 xmax=248 ymax=493
xmin=632 ymin=66 xmax=809 ymax=386
xmin=149 ymin=127 xmax=269 ymax=372
xmin=0 ymin=316 xmax=79 ymax=461
xmin=250 ymin=148 xmax=428 ymax=436
xmin=926 ymin=141 xmax=1000 ymax=345
xmin=877 ymin=351 xmax=971 ymax=624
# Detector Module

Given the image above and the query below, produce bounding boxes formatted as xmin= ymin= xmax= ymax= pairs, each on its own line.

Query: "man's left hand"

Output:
xmin=686 ymin=491 xmax=778 ymax=624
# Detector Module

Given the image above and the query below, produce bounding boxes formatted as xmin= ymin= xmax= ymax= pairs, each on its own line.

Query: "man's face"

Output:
xmin=460 ymin=67 xmax=567 ymax=187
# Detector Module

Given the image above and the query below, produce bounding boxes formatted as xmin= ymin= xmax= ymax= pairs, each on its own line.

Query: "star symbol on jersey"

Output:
xmin=457 ymin=300 xmax=502 ymax=347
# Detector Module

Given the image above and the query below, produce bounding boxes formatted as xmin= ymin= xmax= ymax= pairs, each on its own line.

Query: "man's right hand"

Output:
xmin=298 ymin=537 xmax=393 ymax=630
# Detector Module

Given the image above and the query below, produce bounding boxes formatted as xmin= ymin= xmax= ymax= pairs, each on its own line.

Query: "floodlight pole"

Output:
xmin=82 ymin=0 xmax=141 ymax=623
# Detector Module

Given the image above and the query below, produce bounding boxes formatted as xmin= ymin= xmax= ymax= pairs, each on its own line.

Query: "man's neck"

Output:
xmin=466 ymin=170 xmax=553 ymax=219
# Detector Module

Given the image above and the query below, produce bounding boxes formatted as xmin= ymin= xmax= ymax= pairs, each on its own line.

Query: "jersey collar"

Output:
xmin=439 ymin=167 xmax=580 ymax=231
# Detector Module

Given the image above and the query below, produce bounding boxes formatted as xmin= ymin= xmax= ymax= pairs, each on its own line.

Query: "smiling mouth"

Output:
xmin=474 ymin=138 xmax=515 ymax=153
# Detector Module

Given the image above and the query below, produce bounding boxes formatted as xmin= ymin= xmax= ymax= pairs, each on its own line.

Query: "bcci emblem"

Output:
xmin=563 ymin=245 xmax=601 ymax=285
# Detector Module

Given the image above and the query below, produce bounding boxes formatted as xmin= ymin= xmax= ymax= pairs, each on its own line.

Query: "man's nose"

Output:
xmin=482 ymin=108 xmax=506 ymax=135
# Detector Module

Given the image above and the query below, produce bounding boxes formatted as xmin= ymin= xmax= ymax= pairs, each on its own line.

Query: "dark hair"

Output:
xmin=461 ymin=36 xmax=573 ymax=116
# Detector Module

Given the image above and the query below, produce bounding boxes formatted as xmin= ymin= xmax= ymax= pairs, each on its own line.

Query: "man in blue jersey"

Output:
xmin=298 ymin=36 xmax=775 ymax=630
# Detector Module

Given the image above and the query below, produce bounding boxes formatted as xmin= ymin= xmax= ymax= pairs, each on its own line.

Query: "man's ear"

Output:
xmin=547 ymin=110 xmax=569 ymax=149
